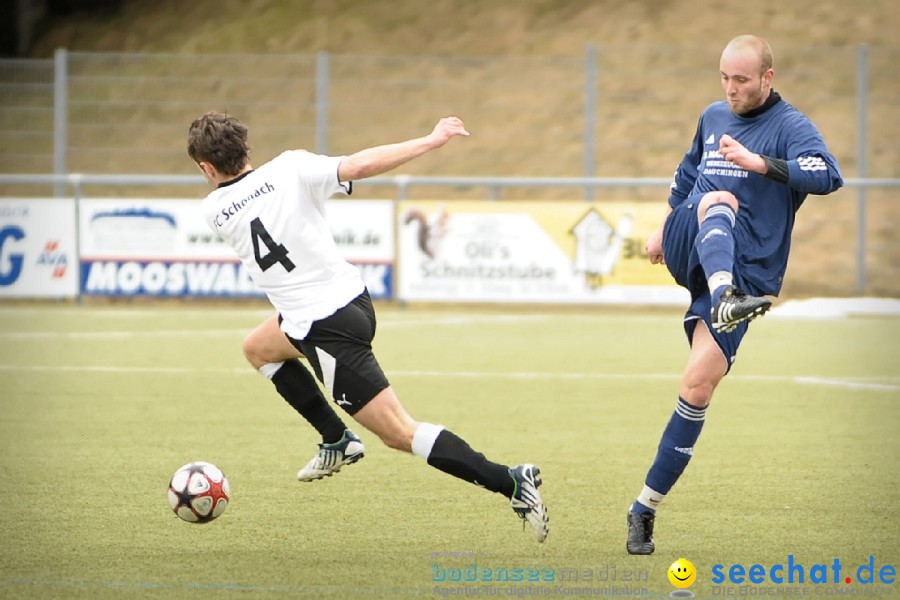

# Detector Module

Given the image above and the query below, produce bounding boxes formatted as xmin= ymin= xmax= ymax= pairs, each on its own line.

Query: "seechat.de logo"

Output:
xmin=711 ymin=555 xmax=896 ymax=585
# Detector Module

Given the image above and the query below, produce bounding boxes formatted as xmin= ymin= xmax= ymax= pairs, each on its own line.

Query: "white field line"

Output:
xmin=2 ymin=307 xmax=898 ymax=340
xmin=0 ymin=308 xmax=277 ymax=319
xmin=0 ymin=364 xmax=897 ymax=391
xmin=0 ymin=317 xmax=548 ymax=340
xmin=793 ymin=376 xmax=900 ymax=392
xmin=0 ymin=329 xmax=249 ymax=340
xmin=0 ymin=315 xmax=657 ymax=340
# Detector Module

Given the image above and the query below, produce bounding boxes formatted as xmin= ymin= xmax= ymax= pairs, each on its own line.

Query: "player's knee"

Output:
xmin=241 ymin=332 xmax=264 ymax=365
xmin=680 ymin=380 xmax=715 ymax=407
xmin=698 ymin=191 xmax=739 ymax=219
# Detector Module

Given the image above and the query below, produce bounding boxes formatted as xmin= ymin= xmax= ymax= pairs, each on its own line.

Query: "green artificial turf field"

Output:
xmin=1 ymin=303 xmax=897 ymax=599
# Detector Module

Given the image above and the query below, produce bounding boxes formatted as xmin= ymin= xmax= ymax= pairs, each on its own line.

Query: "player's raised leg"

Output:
xmin=696 ymin=192 xmax=771 ymax=332
xmin=627 ymin=321 xmax=724 ymax=554
xmin=354 ymin=388 xmax=549 ymax=543
xmin=243 ymin=317 xmax=364 ymax=481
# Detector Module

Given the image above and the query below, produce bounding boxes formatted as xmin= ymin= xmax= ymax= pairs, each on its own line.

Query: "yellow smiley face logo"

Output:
xmin=668 ymin=558 xmax=696 ymax=588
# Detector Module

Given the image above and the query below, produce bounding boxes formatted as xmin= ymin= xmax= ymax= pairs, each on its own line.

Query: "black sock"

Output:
xmin=271 ymin=359 xmax=346 ymax=444
xmin=426 ymin=430 xmax=514 ymax=497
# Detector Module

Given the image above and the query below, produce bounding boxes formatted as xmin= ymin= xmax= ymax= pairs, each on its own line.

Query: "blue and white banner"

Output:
xmin=81 ymin=260 xmax=261 ymax=297
xmin=78 ymin=199 xmax=394 ymax=298
xmin=0 ymin=198 xmax=78 ymax=298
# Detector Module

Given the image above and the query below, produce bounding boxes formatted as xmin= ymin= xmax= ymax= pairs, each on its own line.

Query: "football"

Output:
xmin=167 ymin=462 xmax=230 ymax=523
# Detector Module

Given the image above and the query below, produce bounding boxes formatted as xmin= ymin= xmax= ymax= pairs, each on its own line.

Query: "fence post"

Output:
xmin=72 ymin=173 xmax=83 ymax=303
xmin=583 ymin=43 xmax=596 ymax=201
xmin=316 ymin=51 xmax=330 ymax=155
xmin=53 ymin=48 xmax=68 ymax=198
xmin=855 ymin=44 xmax=868 ymax=294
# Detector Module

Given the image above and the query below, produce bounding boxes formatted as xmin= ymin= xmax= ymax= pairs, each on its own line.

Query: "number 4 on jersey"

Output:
xmin=250 ymin=217 xmax=296 ymax=272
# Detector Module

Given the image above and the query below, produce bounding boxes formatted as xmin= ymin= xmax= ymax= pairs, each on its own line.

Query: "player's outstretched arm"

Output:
xmin=338 ymin=117 xmax=469 ymax=182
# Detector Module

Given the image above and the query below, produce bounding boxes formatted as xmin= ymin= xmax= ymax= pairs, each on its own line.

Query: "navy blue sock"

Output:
xmin=696 ymin=204 xmax=736 ymax=303
xmin=632 ymin=397 xmax=707 ymax=514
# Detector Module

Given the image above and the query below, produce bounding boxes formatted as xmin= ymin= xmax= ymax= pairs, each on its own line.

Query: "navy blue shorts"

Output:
xmin=662 ymin=201 xmax=749 ymax=371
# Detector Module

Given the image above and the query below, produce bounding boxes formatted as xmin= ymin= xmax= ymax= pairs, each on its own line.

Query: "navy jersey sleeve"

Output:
xmin=780 ymin=113 xmax=843 ymax=195
xmin=667 ymin=117 xmax=704 ymax=208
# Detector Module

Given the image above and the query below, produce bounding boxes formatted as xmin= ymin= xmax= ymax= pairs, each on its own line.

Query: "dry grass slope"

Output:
xmin=29 ymin=0 xmax=900 ymax=56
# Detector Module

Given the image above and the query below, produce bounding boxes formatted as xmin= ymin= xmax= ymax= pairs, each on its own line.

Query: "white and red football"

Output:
xmin=167 ymin=462 xmax=230 ymax=523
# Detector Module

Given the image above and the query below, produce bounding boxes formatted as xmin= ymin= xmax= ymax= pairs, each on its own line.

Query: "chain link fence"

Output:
xmin=3 ymin=46 xmax=898 ymax=181
xmin=1 ymin=46 xmax=898 ymax=296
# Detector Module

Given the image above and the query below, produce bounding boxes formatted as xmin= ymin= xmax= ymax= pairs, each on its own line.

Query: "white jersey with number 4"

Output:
xmin=201 ymin=150 xmax=364 ymax=340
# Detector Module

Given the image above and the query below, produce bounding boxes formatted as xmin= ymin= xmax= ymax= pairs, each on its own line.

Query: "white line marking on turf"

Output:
xmin=0 ymin=577 xmax=437 ymax=596
xmin=390 ymin=371 xmax=900 ymax=391
xmin=793 ymin=377 xmax=900 ymax=392
xmin=0 ymin=327 xmax=250 ymax=340
xmin=6 ymin=306 xmax=898 ymax=341
xmin=0 ymin=315 xmax=674 ymax=341
xmin=0 ymin=364 xmax=246 ymax=374
xmin=0 ymin=317 xmax=552 ymax=340
xmin=0 ymin=315 xmax=571 ymax=341
xmin=0 ymin=329 xmax=249 ymax=340
xmin=0 ymin=364 xmax=896 ymax=391
xmin=0 ymin=308 xmax=276 ymax=318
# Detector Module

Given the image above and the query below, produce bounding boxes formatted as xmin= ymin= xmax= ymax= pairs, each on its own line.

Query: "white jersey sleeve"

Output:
xmin=201 ymin=150 xmax=364 ymax=340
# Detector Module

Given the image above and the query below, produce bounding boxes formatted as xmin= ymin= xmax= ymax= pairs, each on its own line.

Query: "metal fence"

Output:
xmin=2 ymin=46 xmax=899 ymax=185
xmin=1 ymin=46 xmax=899 ymax=297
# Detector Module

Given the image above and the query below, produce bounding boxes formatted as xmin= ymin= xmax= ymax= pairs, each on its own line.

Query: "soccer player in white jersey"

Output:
xmin=187 ymin=112 xmax=548 ymax=543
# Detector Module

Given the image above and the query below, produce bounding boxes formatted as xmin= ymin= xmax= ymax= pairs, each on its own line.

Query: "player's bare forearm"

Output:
xmin=338 ymin=137 xmax=435 ymax=181
xmin=338 ymin=117 xmax=469 ymax=181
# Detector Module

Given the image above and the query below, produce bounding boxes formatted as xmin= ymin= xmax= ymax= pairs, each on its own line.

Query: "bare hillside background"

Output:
xmin=13 ymin=0 xmax=900 ymax=297
xmin=27 ymin=0 xmax=900 ymax=55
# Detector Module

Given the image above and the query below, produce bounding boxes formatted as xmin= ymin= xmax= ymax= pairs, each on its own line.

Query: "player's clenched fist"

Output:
xmin=719 ymin=133 xmax=765 ymax=174
xmin=645 ymin=228 xmax=665 ymax=265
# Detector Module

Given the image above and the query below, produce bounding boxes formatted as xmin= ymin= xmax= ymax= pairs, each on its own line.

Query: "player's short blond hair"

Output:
xmin=724 ymin=35 xmax=774 ymax=76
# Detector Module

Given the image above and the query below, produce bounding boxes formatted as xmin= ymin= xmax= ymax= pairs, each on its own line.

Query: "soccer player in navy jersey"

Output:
xmin=187 ymin=113 xmax=548 ymax=542
xmin=626 ymin=35 xmax=843 ymax=554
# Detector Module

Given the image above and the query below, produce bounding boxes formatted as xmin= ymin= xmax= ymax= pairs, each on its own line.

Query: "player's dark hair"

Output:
xmin=187 ymin=112 xmax=250 ymax=176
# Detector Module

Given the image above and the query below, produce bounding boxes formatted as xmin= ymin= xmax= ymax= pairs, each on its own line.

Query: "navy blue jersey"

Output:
xmin=667 ymin=97 xmax=843 ymax=295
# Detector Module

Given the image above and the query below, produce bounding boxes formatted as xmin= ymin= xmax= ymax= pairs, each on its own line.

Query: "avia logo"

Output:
xmin=712 ymin=556 xmax=896 ymax=585
xmin=38 ymin=240 xmax=68 ymax=278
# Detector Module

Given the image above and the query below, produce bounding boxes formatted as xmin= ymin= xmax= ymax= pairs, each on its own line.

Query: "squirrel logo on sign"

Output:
xmin=403 ymin=207 xmax=450 ymax=259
